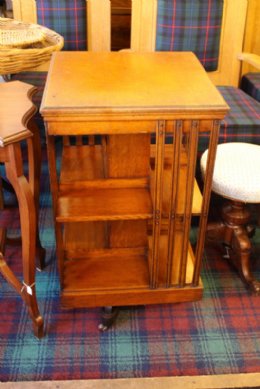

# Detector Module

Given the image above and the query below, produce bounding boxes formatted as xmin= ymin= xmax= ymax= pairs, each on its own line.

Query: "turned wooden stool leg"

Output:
xmin=3 ymin=142 xmax=44 ymax=338
xmin=217 ymin=201 xmax=260 ymax=295
xmin=233 ymin=226 xmax=260 ymax=294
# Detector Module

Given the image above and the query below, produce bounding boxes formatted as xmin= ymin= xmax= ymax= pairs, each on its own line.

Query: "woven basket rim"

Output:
xmin=0 ymin=17 xmax=63 ymax=49
xmin=0 ymin=18 xmax=64 ymax=74
xmin=0 ymin=18 xmax=46 ymax=46
xmin=0 ymin=29 xmax=45 ymax=47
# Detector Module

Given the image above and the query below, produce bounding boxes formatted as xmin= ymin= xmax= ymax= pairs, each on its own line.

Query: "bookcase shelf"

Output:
xmin=57 ymin=187 xmax=153 ymax=222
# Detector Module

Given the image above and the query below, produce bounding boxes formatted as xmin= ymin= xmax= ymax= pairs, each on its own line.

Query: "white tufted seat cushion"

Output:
xmin=201 ymin=142 xmax=260 ymax=203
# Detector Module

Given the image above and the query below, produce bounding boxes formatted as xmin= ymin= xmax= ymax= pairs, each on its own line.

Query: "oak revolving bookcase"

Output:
xmin=41 ymin=52 xmax=228 ymax=327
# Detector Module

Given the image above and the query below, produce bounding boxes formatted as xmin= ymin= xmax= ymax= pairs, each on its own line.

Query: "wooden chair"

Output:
xmin=130 ymin=0 xmax=260 ymax=153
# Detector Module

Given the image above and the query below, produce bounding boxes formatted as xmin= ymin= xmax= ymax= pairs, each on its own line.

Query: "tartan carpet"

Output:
xmin=0 ymin=149 xmax=260 ymax=382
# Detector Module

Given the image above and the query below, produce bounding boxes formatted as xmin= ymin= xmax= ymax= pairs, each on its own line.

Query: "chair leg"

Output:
xmin=208 ymin=200 xmax=260 ymax=295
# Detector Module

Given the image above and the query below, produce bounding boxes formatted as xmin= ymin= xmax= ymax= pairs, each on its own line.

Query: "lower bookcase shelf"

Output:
xmin=60 ymin=224 xmax=202 ymax=308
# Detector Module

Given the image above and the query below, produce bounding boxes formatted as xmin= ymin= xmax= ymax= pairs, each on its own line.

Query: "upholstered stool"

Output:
xmin=201 ymin=142 xmax=260 ymax=295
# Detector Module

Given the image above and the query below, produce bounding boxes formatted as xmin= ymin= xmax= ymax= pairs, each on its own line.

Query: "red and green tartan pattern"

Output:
xmin=156 ymin=0 xmax=223 ymax=71
xmin=217 ymin=86 xmax=260 ymax=145
xmin=0 ymin=163 xmax=260 ymax=381
xmin=198 ymin=86 xmax=260 ymax=152
xmin=241 ymin=72 xmax=260 ymax=103
xmin=36 ymin=0 xmax=87 ymax=50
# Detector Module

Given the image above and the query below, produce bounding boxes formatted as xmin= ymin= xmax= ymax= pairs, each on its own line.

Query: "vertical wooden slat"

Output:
xmin=242 ymin=0 xmax=260 ymax=75
xmin=150 ymin=120 xmax=165 ymax=289
xmin=193 ymin=120 xmax=220 ymax=286
xmin=101 ymin=135 xmax=108 ymax=178
xmin=76 ymin=136 xmax=83 ymax=146
xmin=166 ymin=120 xmax=182 ymax=287
xmin=63 ymin=136 xmax=70 ymax=146
xmin=87 ymin=0 xmax=111 ymax=51
xmin=178 ymin=120 xmax=199 ymax=287
xmin=12 ymin=0 xmax=37 ymax=23
xmin=46 ymin=133 xmax=64 ymax=285
xmin=131 ymin=0 xmax=157 ymax=51
xmin=88 ymin=135 xmax=95 ymax=146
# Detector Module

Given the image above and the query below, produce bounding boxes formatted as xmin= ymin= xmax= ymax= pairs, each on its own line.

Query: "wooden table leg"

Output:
xmin=27 ymin=119 xmax=46 ymax=270
xmin=1 ymin=142 xmax=44 ymax=338
xmin=0 ymin=177 xmax=6 ymax=253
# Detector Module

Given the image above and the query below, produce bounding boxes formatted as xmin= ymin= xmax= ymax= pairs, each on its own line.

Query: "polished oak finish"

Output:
xmin=0 ymin=81 xmax=45 ymax=338
xmin=41 ymin=52 xmax=228 ymax=326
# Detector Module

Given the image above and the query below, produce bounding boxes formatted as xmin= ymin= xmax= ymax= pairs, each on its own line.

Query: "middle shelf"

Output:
xmin=57 ymin=142 xmax=203 ymax=222
xmin=57 ymin=187 xmax=153 ymax=222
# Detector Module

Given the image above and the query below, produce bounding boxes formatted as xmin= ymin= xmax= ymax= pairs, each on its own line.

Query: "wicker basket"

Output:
xmin=0 ymin=18 xmax=64 ymax=74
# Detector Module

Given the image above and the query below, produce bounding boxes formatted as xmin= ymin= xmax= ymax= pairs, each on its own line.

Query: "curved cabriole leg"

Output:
xmin=98 ymin=306 xmax=119 ymax=331
xmin=5 ymin=143 xmax=44 ymax=338
xmin=0 ymin=252 xmax=44 ymax=337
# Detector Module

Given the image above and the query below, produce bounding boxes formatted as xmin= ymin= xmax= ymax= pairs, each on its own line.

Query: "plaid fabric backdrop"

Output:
xmin=197 ymin=85 xmax=260 ymax=153
xmin=241 ymin=73 xmax=260 ymax=103
xmin=0 ymin=147 xmax=260 ymax=381
xmin=216 ymin=86 xmax=260 ymax=146
xmin=156 ymin=0 xmax=223 ymax=71
xmin=36 ymin=0 xmax=87 ymax=50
